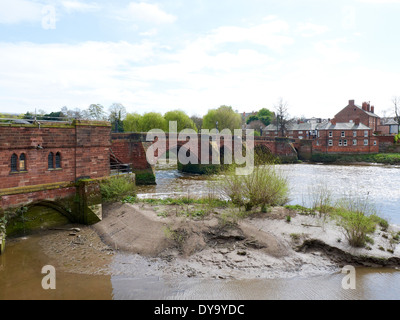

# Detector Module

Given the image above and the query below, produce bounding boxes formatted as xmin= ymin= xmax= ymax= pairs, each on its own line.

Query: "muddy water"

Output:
xmin=0 ymin=236 xmax=112 ymax=300
xmin=1 ymin=236 xmax=400 ymax=300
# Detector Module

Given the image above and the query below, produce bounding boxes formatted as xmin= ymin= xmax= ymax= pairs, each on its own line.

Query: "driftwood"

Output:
xmin=301 ymin=224 xmax=322 ymax=228
xmin=49 ymin=227 xmax=81 ymax=232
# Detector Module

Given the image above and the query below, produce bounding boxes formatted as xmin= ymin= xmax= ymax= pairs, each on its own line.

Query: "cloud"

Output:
xmin=119 ymin=2 xmax=177 ymax=25
xmin=0 ymin=41 xmax=157 ymax=110
xmin=355 ymin=0 xmax=400 ymax=3
xmin=61 ymin=1 xmax=101 ymax=13
xmin=0 ymin=0 xmax=43 ymax=24
xmin=296 ymin=22 xmax=329 ymax=37
xmin=189 ymin=18 xmax=293 ymax=53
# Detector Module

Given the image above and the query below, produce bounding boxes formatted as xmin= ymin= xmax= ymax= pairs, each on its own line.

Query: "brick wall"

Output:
xmin=313 ymin=129 xmax=379 ymax=153
xmin=0 ymin=121 xmax=111 ymax=191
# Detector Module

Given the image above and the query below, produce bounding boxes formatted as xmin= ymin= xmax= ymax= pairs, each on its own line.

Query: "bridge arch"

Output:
xmin=7 ymin=200 xmax=74 ymax=237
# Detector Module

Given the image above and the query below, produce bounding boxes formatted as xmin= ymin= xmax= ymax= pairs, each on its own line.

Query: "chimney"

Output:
xmin=349 ymin=100 xmax=355 ymax=107
xmin=362 ymin=102 xmax=368 ymax=111
xmin=355 ymin=118 xmax=360 ymax=125
xmin=331 ymin=118 xmax=337 ymax=126
xmin=371 ymin=106 xmax=375 ymax=113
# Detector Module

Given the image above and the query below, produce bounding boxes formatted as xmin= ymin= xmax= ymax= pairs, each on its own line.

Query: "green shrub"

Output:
xmin=100 ymin=175 xmax=136 ymax=203
xmin=333 ymin=196 xmax=382 ymax=248
xmin=220 ymin=165 xmax=289 ymax=211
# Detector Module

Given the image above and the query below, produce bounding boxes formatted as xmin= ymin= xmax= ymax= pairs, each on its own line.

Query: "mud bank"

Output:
xmin=89 ymin=203 xmax=400 ymax=280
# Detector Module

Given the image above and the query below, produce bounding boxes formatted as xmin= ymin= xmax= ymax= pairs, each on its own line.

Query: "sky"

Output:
xmin=0 ymin=0 xmax=399 ymax=119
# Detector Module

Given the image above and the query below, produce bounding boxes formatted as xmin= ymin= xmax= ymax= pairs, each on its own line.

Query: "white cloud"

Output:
xmin=296 ymin=22 xmax=329 ymax=37
xmin=314 ymin=38 xmax=360 ymax=64
xmin=119 ymin=2 xmax=177 ymax=25
xmin=0 ymin=41 xmax=157 ymax=110
xmin=189 ymin=18 xmax=293 ymax=53
xmin=0 ymin=0 xmax=43 ymax=24
xmin=356 ymin=0 xmax=400 ymax=3
xmin=61 ymin=1 xmax=100 ymax=13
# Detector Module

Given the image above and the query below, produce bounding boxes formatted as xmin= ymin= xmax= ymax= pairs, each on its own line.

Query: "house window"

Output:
xmin=364 ymin=130 xmax=369 ymax=137
xmin=353 ymin=139 xmax=357 ymax=146
xmin=364 ymin=139 xmax=369 ymax=146
xmin=344 ymin=140 xmax=348 ymax=147
xmin=48 ymin=152 xmax=54 ymax=169
xmin=55 ymin=152 xmax=61 ymax=168
xmin=299 ymin=136 xmax=303 ymax=140
xmin=328 ymin=140 xmax=333 ymax=146
xmin=353 ymin=131 xmax=357 ymax=137
xmin=329 ymin=131 xmax=333 ymax=138
xmin=341 ymin=131 xmax=345 ymax=137
xmin=289 ymin=131 xmax=294 ymax=134
xmin=19 ymin=153 xmax=26 ymax=171
xmin=374 ymin=140 xmax=377 ymax=146
xmin=298 ymin=131 xmax=303 ymax=134
xmin=339 ymin=139 xmax=342 ymax=146
xmin=11 ymin=153 xmax=18 ymax=172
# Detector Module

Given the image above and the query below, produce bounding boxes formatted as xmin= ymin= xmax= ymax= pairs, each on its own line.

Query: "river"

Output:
xmin=1 ymin=163 xmax=400 ymax=300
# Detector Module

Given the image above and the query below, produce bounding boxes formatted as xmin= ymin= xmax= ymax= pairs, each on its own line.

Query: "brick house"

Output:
xmin=335 ymin=100 xmax=380 ymax=133
xmin=378 ymin=117 xmax=399 ymax=135
xmin=264 ymin=121 xmax=321 ymax=140
xmin=313 ymin=119 xmax=379 ymax=154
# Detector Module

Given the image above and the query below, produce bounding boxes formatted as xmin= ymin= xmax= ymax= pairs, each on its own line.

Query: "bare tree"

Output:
xmin=274 ymin=98 xmax=290 ymax=137
xmin=393 ymin=96 xmax=400 ymax=134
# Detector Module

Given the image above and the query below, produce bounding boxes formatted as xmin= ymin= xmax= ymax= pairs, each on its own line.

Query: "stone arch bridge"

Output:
xmin=111 ymin=132 xmax=298 ymax=185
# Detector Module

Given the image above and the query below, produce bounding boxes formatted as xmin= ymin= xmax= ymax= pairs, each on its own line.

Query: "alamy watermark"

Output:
xmin=41 ymin=5 xmax=56 ymax=30
xmin=341 ymin=265 xmax=356 ymax=290
xmin=41 ymin=265 xmax=56 ymax=290
xmin=145 ymin=121 xmax=255 ymax=175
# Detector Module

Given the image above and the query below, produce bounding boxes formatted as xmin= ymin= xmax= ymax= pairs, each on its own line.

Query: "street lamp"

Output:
xmin=216 ymin=121 xmax=219 ymax=133
xmin=260 ymin=126 xmax=263 ymax=137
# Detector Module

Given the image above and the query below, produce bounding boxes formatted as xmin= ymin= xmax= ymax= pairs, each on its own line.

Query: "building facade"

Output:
xmin=334 ymin=100 xmax=380 ymax=132
xmin=0 ymin=120 xmax=112 ymax=225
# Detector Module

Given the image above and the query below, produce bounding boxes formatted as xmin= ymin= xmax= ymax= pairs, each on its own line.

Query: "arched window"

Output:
xmin=55 ymin=152 xmax=61 ymax=168
xmin=11 ymin=153 xmax=18 ymax=172
xmin=48 ymin=152 xmax=54 ymax=169
xmin=19 ymin=153 xmax=26 ymax=171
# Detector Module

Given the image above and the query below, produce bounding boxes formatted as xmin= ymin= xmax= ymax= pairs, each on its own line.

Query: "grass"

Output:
xmin=100 ymin=175 xmax=136 ymax=203
xmin=311 ymin=153 xmax=400 ymax=165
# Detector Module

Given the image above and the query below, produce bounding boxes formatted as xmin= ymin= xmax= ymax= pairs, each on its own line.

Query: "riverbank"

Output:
xmin=311 ymin=153 xmax=400 ymax=165
xmin=6 ymin=201 xmax=399 ymax=281
xmin=88 ymin=202 xmax=400 ymax=280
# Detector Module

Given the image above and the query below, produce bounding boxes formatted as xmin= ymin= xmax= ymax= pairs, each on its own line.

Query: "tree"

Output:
xmin=164 ymin=110 xmax=197 ymax=132
xmin=43 ymin=111 xmax=66 ymax=121
xmin=274 ymin=98 xmax=290 ymax=137
xmin=190 ymin=115 xmax=203 ymax=132
xmin=109 ymin=103 xmax=127 ymax=133
xmin=257 ymin=108 xmax=274 ymax=126
xmin=246 ymin=108 xmax=274 ymax=126
xmin=203 ymin=105 xmax=242 ymax=132
xmin=85 ymin=104 xmax=106 ymax=120
xmin=124 ymin=113 xmax=143 ymax=132
xmin=140 ymin=112 xmax=167 ymax=132
xmin=393 ymin=96 xmax=400 ymax=134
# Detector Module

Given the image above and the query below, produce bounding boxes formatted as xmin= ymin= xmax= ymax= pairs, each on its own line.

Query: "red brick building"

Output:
xmin=335 ymin=100 xmax=380 ymax=133
xmin=313 ymin=119 xmax=379 ymax=154
xmin=0 ymin=120 xmax=112 ymax=224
